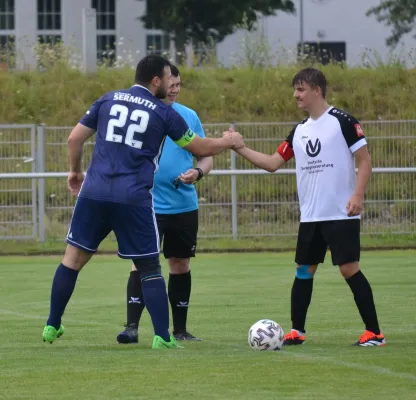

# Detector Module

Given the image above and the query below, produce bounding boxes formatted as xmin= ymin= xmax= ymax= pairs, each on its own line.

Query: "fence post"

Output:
xmin=30 ymin=125 xmax=37 ymax=239
xmin=230 ymin=122 xmax=238 ymax=240
xmin=37 ymin=124 xmax=46 ymax=242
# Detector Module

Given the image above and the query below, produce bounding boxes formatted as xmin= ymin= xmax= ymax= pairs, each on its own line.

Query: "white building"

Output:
xmin=218 ymin=0 xmax=416 ymax=67
xmin=0 ymin=0 xmax=414 ymax=71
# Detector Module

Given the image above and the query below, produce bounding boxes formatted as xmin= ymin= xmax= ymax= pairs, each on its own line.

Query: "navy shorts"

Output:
xmin=66 ymin=197 xmax=160 ymax=259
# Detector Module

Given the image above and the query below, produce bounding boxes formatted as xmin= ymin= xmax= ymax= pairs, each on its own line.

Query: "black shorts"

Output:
xmin=156 ymin=210 xmax=198 ymax=259
xmin=295 ymin=219 xmax=360 ymax=266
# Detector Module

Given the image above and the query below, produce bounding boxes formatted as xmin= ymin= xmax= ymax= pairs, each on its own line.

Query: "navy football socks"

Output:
xmin=141 ymin=276 xmax=170 ymax=342
xmin=46 ymin=263 xmax=79 ymax=329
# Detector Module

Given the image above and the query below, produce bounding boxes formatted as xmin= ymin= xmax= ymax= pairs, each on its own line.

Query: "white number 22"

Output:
xmin=105 ymin=104 xmax=149 ymax=149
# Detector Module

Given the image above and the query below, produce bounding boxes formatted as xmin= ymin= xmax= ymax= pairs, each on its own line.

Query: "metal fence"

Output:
xmin=0 ymin=121 xmax=415 ymax=241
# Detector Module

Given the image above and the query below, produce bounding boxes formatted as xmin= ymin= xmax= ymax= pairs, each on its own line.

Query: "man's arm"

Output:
xmin=354 ymin=145 xmax=372 ymax=196
xmin=166 ymin=108 xmax=242 ymax=156
xmin=178 ymin=155 xmax=213 ymax=184
xmin=67 ymin=123 xmax=95 ymax=173
xmin=182 ymin=134 xmax=242 ymax=157
xmin=196 ymin=156 xmax=213 ymax=175
xmin=234 ymin=146 xmax=287 ymax=172
xmin=193 ymin=112 xmax=213 ymax=175
xmin=346 ymin=145 xmax=372 ymax=216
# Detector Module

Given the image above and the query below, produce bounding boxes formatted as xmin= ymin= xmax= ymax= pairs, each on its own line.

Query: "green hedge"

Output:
xmin=1 ymin=63 xmax=416 ymax=125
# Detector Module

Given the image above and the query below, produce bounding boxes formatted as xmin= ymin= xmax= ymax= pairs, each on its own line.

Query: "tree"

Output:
xmin=142 ymin=0 xmax=295 ymax=63
xmin=366 ymin=0 xmax=416 ymax=47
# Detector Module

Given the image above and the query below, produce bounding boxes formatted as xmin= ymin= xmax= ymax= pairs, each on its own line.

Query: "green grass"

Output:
xmin=1 ymin=60 xmax=416 ymax=125
xmin=1 ymin=252 xmax=415 ymax=399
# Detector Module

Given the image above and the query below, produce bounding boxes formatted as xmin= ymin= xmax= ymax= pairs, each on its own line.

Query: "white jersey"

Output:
xmin=285 ymin=107 xmax=367 ymax=223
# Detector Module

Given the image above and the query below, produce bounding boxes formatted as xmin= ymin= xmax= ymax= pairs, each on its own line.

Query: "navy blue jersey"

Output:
xmin=78 ymin=85 xmax=195 ymax=206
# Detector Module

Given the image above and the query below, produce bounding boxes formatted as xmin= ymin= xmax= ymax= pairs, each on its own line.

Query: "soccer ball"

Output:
xmin=248 ymin=319 xmax=284 ymax=351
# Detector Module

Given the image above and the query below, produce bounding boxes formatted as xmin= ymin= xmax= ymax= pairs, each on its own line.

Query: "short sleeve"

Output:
xmin=286 ymin=126 xmax=296 ymax=147
xmin=336 ymin=113 xmax=367 ymax=154
xmin=79 ymin=97 xmax=103 ymax=131
xmin=166 ymin=107 xmax=196 ymax=147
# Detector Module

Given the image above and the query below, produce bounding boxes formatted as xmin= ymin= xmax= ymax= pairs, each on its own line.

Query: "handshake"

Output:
xmin=223 ymin=128 xmax=246 ymax=151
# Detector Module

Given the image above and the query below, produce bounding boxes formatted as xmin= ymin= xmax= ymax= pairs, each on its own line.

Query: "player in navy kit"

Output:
xmin=117 ymin=65 xmax=212 ymax=344
xmin=41 ymin=55 xmax=243 ymax=349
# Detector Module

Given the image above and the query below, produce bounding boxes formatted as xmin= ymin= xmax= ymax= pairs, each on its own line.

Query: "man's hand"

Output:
xmin=178 ymin=169 xmax=200 ymax=184
xmin=223 ymin=129 xmax=245 ymax=150
xmin=346 ymin=193 xmax=364 ymax=217
xmin=68 ymin=171 xmax=84 ymax=196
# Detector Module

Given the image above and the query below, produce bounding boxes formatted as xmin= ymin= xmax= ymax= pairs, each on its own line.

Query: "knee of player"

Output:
xmin=296 ymin=264 xmax=316 ymax=279
xmin=168 ymin=258 xmax=190 ymax=274
xmin=133 ymin=257 xmax=162 ymax=281
xmin=339 ymin=262 xmax=360 ymax=279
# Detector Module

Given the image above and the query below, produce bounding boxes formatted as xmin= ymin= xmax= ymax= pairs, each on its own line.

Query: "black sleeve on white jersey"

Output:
xmin=285 ymin=118 xmax=307 ymax=146
xmin=286 ymin=127 xmax=296 ymax=147
xmin=329 ymin=108 xmax=366 ymax=149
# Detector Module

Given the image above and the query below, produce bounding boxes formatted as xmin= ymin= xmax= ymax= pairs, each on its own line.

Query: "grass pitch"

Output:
xmin=1 ymin=251 xmax=415 ymax=399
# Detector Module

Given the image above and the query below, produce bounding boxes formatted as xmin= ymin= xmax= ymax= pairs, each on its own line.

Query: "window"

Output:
xmin=38 ymin=35 xmax=62 ymax=45
xmin=37 ymin=0 xmax=61 ymax=30
xmin=146 ymin=34 xmax=169 ymax=56
xmin=92 ymin=0 xmax=115 ymax=30
xmin=298 ymin=41 xmax=346 ymax=65
xmin=92 ymin=0 xmax=116 ymax=64
xmin=0 ymin=0 xmax=14 ymax=30
xmin=97 ymin=34 xmax=115 ymax=63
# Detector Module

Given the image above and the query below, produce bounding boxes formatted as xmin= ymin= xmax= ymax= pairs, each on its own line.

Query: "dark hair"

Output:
xmin=292 ymin=67 xmax=327 ymax=98
xmin=135 ymin=55 xmax=171 ymax=85
xmin=170 ymin=64 xmax=180 ymax=77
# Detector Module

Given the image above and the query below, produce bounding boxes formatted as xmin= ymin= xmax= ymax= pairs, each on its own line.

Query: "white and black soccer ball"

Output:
xmin=248 ymin=319 xmax=284 ymax=351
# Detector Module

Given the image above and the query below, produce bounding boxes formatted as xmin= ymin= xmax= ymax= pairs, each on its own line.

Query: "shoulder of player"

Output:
xmin=291 ymin=117 xmax=309 ymax=134
xmin=173 ymin=102 xmax=199 ymax=118
xmin=328 ymin=107 xmax=360 ymax=125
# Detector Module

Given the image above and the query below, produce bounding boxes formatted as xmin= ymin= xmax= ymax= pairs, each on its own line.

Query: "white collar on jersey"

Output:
xmin=132 ymin=84 xmax=152 ymax=95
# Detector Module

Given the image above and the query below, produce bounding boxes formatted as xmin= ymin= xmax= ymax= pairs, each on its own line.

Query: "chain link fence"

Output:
xmin=0 ymin=121 xmax=415 ymax=241
xmin=0 ymin=125 xmax=37 ymax=239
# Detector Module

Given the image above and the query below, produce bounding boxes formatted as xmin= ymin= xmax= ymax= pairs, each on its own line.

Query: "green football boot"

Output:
xmin=42 ymin=325 xmax=65 ymax=344
xmin=151 ymin=335 xmax=184 ymax=349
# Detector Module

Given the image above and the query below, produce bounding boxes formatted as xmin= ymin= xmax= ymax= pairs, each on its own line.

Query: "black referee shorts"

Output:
xmin=156 ymin=210 xmax=198 ymax=259
xmin=295 ymin=219 xmax=360 ymax=266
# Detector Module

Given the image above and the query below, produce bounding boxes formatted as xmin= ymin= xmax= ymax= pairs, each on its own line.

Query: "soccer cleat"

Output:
xmin=116 ymin=323 xmax=139 ymax=344
xmin=152 ymin=335 xmax=184 ymax=349
xmin=283 ymin=329 xmax=306 ymax=346
xmin=42 ymin=324 xmax=65 ymax=344
xmin=174 ymin=331 xmax=203 ymax=341
xmin=354 ymin=330 xmax=386 ymax=347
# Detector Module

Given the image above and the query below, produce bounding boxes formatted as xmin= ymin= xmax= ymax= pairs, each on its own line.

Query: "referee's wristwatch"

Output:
xmin=194 ymin=167 xmax=204 ymax=183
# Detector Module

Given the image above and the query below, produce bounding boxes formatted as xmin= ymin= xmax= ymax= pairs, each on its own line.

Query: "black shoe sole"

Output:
xmin=283 ymin=341 xmax=305 ymax=346
xmin=174 ymin=334 xmax=203 ymax=341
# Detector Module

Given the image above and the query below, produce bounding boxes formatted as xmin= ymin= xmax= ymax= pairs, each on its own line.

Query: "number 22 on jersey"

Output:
xmin=105 ymin=104 xmax=149 ymax=149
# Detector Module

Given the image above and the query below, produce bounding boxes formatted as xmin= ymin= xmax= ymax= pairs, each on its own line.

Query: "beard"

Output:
xmin=155 ymin=86 xmax=167 ymax=99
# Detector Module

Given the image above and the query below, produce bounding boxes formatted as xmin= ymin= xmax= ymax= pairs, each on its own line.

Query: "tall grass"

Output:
xmin=0 ymin=40 xmax=416 ymax=125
